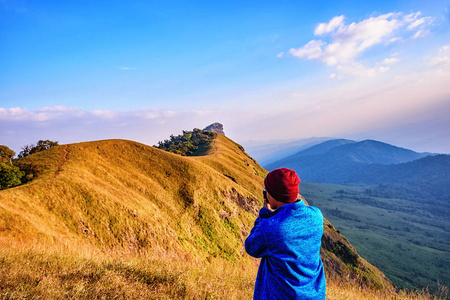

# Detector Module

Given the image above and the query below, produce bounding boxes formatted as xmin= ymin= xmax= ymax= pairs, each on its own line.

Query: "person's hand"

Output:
xmin=264 ymin=198 xmax=273 ymax=211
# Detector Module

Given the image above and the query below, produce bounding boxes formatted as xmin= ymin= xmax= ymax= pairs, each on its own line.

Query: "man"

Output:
xmin=245 ymin=168 xmax=326 ymax=299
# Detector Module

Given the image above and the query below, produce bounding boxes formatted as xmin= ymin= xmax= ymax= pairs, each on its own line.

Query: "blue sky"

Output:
xmin=1 ymin=0 xmax=450 ymax=154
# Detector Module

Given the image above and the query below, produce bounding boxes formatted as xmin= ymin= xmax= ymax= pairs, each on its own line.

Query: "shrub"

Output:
xmin=18 ymin=140 xmax=59 ymax=158
xmin=155 ymin=129 xmax=215 ymax=156
xmin=0 ymin=162 xmax=23 ymax=189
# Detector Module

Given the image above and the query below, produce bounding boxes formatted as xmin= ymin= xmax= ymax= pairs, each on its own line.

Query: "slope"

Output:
xmin=0 ymin=134 xmax=400 ymax=297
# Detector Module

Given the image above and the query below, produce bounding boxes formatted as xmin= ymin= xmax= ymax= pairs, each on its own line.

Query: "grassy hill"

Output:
xmin=0 ymin=133 xmax=442 ymax=299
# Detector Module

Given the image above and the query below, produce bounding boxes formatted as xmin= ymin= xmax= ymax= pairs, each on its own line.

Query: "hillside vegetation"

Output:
xmin=0 ymin=133 xmax=443 ymax=299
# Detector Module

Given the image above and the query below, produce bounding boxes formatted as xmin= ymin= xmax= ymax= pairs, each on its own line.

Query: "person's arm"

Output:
xmin=245 ymin=207 xmax=272 ymax=258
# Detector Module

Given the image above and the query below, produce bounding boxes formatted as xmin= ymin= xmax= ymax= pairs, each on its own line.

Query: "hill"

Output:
xmin=0 ymin=133 xmax=427 ymax=299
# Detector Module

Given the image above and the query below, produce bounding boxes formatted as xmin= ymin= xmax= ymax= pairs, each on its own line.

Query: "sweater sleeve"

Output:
xmin=245 ymin=207 xmax=272 ymax=258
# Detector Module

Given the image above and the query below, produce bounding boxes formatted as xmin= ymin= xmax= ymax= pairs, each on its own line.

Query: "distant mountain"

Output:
xmin=266 ymin=139 xmax=430 ymax=177
xmin=266 ymin=139 xmax=448 ymax=201
xmin=354 ymin=154 xmax=450 ymax=201
xmin=292 ymin=139 xmax=356 ymax=157
xmin=326 ymin=140 xmax=430 ymax=165
xmin=243 ymin=137 xmax=333 ymax=166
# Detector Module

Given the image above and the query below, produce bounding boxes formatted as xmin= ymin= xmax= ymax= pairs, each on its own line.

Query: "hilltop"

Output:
xmin=0 ymin=132 xmax=432 ymax=299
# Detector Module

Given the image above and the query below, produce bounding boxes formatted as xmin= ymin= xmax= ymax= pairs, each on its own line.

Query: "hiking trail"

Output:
xmin=54 ymin=145 xmax=68 ymax=178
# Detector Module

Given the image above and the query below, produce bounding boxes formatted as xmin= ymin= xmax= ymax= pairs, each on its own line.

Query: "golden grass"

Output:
xmin=0 ymin=245 xmax=257 ymax=300
xmin=1 ymin=244 xmax=446 ymax=300
xmin=327 ymin=276 xmax=448 ymax=300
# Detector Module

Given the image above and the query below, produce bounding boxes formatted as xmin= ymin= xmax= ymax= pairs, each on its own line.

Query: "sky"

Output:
xmin=1 ymin=0 xmax=450 ymax=155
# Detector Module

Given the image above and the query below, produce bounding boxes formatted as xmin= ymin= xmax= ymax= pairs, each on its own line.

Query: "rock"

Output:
xmin=203 ymin=123 xmax=225 ymax=135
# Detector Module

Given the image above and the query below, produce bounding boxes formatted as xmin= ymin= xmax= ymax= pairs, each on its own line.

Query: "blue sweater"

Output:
xmin=245 ymin=201 xmax=326 ymax=300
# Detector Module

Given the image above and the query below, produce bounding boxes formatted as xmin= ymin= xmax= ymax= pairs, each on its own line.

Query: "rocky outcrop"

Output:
xmin=203 ymin=123 xmax=225 ymax=135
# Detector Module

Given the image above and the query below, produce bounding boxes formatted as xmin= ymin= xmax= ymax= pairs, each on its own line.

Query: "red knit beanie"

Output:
xmin=264 ymin=168 xmax=300 ymax=203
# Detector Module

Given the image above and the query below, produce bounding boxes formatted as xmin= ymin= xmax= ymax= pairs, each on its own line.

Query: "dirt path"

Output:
xmin=54 ymin=145 xmax=68 ymax=178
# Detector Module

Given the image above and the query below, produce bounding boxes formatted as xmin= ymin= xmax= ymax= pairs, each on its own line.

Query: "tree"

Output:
xmin=0 ymin=162 xmax=23 ymax=189
xmin=19 ymin=140 xmax=59 ymax=158
xmin=0 ymin=145 xmax=15 ymax=165
xmin=155 ymin=129 xmax=214 ymax=156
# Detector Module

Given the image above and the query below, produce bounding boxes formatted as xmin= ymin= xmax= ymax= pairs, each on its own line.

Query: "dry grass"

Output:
xmin=1 ymin=245 xmax=447 ymax=300
xmin=0 ymin=246 xmax=256 ymax=300
xmin=327 ymin=276 xmax=448 ymax=300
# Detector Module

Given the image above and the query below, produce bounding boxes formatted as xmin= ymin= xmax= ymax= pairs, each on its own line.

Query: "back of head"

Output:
xmin=264 ymin=168 xmax=300 ymax=203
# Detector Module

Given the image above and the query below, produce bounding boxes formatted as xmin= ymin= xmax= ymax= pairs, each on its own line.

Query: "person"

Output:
xmin=245 ymin=168 xmax=326 ymax=299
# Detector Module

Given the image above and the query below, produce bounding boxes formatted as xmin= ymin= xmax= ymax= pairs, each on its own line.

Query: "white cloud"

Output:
xmin=118 ymin=67 xmax=137 ymax=70
xmin=287 ymin=11 xmax=433 ymax=77
xmin=276 ymin=52 xmax=284 ymax=58
xmin=379 ymin=57 xmax=400 ymax=65
xmin=289 ymin=40 xmax=324 ymax=60
xmin=408 ymin=18 xmax=425 ymax=30
xmin=314 ymin=15 xmax=344 ymax=35
xmin=429 ymin=45 xmax=450 ymax=68
xmin=0 ymin=107 xmax=217 ymax=154
xmin=404 ymin=12 xmax=432 ymax=31
xmin=412 ymin=29 xmax=430 ymax=39
xmin=91 ymin=110 xmax=118 ymax=119
xmin=336 ymin=63 xmax=378 ymax=77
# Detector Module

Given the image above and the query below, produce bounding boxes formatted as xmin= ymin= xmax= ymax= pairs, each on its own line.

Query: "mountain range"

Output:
xmin=243 ymin=137 xmax=332 ymax=166
xmin=265 ymin=139 xmax=449 ymax=201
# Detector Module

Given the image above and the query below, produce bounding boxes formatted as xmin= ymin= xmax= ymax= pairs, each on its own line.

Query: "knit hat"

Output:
xmin=264 ymin=168 xmax=300 ymax=203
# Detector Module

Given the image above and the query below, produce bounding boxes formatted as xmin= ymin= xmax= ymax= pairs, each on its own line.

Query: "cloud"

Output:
xmin=404 ymin=12 xmax=432 ymax=31
xmin=379 ymin=57 xmax=400 ymax=65
xmin=429 ymin=44 xmax=450 ymax=70
xmin=118 ymin=67 xmax=137 ymax=70
xmin=289 ymin=40 xmax=324 ymax=60
xmin=314 ymin=15 xmax=344 ymax=35
xmin=288 ymin=12 xmax=433 ymax=77
xmin=412 ymin=29 xmax=430 ymax=39
xmin=0 ymin=107 xmax=217 ymax=154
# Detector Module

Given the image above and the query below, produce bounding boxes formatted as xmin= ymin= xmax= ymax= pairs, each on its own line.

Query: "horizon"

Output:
xmin=1 ymin=1 xmax=450 ymax=155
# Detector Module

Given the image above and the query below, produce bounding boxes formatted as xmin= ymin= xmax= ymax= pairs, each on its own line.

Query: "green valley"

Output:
xmin=300 ymin=182 xmax=450 ymax=292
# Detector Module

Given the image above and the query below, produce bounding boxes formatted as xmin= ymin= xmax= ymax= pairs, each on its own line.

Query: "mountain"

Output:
xmin=291 ymin=139 xmax=356 ymax=157
xmin=0 ymin=133 xmax=396 ymax=298
xmin=353 ymin=154 xmax=450 ymax=201
xmin=327 ymin=140 xmax=430 ymax=165
xmin=243 ymin=137 xmax=333 ymax=166
xmin=266 ymin=139 xmax=434 ymax=182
